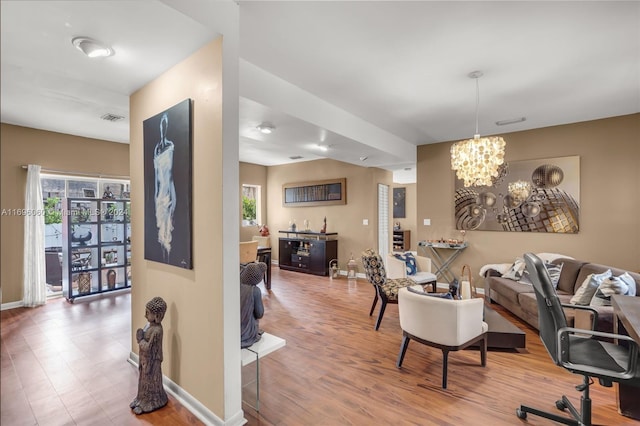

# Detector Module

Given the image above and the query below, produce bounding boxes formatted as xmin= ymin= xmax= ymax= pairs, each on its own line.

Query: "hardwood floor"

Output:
xmin=1 ymin=292 xmax=202 ymax=426
xmin=2 ymin=268 xmax=635 ymax=425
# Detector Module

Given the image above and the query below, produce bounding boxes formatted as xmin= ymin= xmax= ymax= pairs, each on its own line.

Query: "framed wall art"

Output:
xmin=143 ymin=99 xmax=193 ymax=268
xmin=393 ymin=187 xmax=406 ymax=218
xmin=454 ymin=156 xmax=580 ymax=233
xmin=283 ymin=178 xmax=346 ymax=207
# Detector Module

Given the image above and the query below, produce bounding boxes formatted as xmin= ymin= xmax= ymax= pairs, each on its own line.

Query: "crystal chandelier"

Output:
xmin=451 ymin=71 xmax=506 ymax=187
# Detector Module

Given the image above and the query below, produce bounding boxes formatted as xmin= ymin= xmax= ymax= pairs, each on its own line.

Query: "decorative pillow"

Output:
xmin=546 ymin=263 xmax=563 ymax=288
xmin=394 ymin=252 xmax=417 ymax=276
xmin=617 ymin=272 xmax=637 ymax=297
xmin=569 ymin=270 xmax=612 ymax=305
xmin=591 ymin=273 xmax=631 ymax=306
xmin=503 ymin=258 xmax=526 ymax=281
xmin=519 ymin=262 xmax=563 ymax=288
xmin=407 ymin=286 xmax=453 ymax=299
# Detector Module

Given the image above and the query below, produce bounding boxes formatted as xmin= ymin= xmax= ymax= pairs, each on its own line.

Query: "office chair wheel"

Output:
xmin=516 ymin=408 xmax=527 ymax=419
xmin=555 ymin=400 xmax=566 ymax=411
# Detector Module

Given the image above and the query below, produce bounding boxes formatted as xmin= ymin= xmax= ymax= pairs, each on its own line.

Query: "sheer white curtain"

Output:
xmin=23 ymin=164 xmax=46 ymax=307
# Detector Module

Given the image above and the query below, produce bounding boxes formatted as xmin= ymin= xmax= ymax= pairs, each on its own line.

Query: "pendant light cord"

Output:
xmin=475 ymin=76 xmax=480 ymax=136
xmin=469 ymin=70 xmax=483 ymax=138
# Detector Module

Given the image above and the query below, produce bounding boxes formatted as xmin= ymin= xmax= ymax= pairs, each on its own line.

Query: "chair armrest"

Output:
xmin=561 ymin=303 xmax=599 ymax=330
xmin=484 ymin=269 xmax=503 ymax=278
xmin=557 ymin=326 xmax=639 ymax=380
xmin=386 ymin=255 xmax=407 ymax=279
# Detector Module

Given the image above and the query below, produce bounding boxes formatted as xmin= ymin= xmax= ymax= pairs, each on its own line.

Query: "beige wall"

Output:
xmin=417 ymin=114 xmax=640 ymax=284
xmin=129 ymin=38 xmax=233 ymax=418
xmin=0 ymin=124 xmax=129 ymax=303
xmin=239 ymin=162 xmax=268 ymax=243
xmin=266 ymin=158 xmax=393 ymax=271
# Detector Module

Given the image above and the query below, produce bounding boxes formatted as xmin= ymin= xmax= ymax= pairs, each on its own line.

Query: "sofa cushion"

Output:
xmin=518 ymin=291 xmax=575 ymax=326
xmin=411 ymin=271 xmax=437 ymax=285
xmin=489 ymin=277 xmax=533 ymax=305
xmin=518 ymin=292 xmax=538 ymax=318
xmin=575 ymin=305 xmax=615 ymax=335
xmin=551 ymin=258 xmax=587 ymax=294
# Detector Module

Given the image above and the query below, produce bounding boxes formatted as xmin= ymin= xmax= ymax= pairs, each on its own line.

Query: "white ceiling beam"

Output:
xmin=240 ymin=59 xmax=416 ymax=164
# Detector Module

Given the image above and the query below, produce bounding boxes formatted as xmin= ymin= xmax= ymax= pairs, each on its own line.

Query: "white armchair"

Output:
xmin=387 ymin=252 xmax=437 ymax=292
xmin=396 ymin=286 xmax=488 ymax=389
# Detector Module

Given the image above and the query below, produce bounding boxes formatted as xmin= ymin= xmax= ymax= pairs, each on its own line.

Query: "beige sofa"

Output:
xmin=484 ymin=257 xmax=640 ymax=333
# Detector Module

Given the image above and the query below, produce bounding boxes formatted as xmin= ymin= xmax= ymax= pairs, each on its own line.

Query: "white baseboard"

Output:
xmin=127 ymin=352 xmax=247 ymax=426
xmin=1 ymin=300 xmax=24 ymax=311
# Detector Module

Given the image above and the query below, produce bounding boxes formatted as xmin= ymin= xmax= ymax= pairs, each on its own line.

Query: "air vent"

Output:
xmin=289 ymin=155 xmax=303 ymax=160
xmin=101 ymin=113 xmax=125 ymax=122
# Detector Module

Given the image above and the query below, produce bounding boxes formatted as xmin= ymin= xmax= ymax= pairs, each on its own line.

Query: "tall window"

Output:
xmin=242 ymin=184 xmax=261 ymax=227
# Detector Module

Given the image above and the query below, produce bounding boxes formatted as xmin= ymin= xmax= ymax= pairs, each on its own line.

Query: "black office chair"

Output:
xmin=517 ymin=253 xmax=640 ymax=425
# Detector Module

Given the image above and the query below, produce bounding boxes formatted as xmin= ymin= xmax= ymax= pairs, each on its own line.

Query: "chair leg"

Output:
xmin=441 ymin=349 xmax=449 ymax=389
xmin=428 ymin=280 xmax=436 ymax=293
xmin=396 ymin=335 xmax=410 ymax=368
xmin=480 ymin=334 xmax=487 ymax=367
xmin=369 ymin=293 xmax=378 ymax=316
xmin=374 ymin=299 xmax=387 ymax=330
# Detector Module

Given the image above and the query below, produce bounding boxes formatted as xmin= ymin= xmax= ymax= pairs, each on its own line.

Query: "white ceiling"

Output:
xmin=2 ymin=1 xmax=639 ymax=184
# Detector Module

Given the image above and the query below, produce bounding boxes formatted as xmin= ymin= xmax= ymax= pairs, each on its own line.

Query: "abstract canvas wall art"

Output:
xmin=393 ymin=187 xmax=406 ymax=218
xmin=454 ymin=156 xmax=580 ymax=233
xmin=143 ymin=99 xmax=193 ymax=268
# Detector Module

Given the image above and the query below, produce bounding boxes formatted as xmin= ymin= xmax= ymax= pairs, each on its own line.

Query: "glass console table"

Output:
xmin=241 ymin=332 xmax=286 ymax=411
xmin=418 ymin=241 xmax=468 ymax=283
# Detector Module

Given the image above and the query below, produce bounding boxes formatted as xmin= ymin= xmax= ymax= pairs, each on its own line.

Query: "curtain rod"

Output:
xmin=21 ymin=165 xmax=130 ymax=181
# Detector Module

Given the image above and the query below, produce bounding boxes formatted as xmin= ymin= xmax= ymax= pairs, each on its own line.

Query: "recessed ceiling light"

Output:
xmin=72 ymin=36 xmax=114 ymax=58
xmin=289 ymin=155 xmax=303 ymax=160
xmin=359 ymin=156 xmax=368 ymax=161
xmin=496 ymin=117 xmax=526 ymax=126
xmin=256 ymin=122 xmax=275 ymax=134
xmin=317 ymin=144 xmax=329 ymax=152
